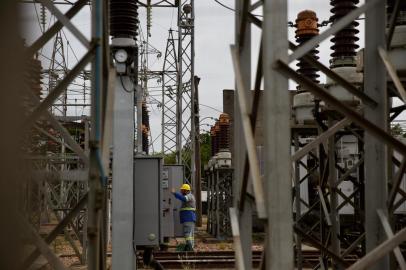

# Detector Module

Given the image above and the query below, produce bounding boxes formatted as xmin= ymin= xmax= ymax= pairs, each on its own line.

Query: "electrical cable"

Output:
xmin=119 ymin=75 xmax=136 ymax=93
xmin=213 ymin=0 xmax=235 ymax=12
xmin=213 ymin=0 xmax=263 ymax=17
xmin=199 ymin=103 xmax=223 ymax=113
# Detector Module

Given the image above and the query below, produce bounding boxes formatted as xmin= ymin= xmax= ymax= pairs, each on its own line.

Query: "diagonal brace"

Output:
xmin=230 ymin=208 xmax=246 ymax=270
xmin=274 ymin=60 xmax=406 ymax=156
xmin=239 ymin=39 xmax=263 ymax=212
xmin=26 ymin=0 xmax=88 ymax=57
xmin=23 ymin=88 xmax=89 ymax=165
xmin=347 ymin=227 xmax=406 ymax=270
xmin=388 ymin=159 xmax=406 ymax=210
xmin=19 ymin=216 xmax=68 ymax=270
xmin=377 ymin=209 xmax=406 ymax=270
xmin=21 ymin=193 xmax=88 ymax=269
xmin=289 ymin=42 xmax=377 ymax=108
xmin=25 ymin=46 xmax=95 ymax=127
xmin=378 ymin=47 xmax=406 ymax=104
xmin=38 ymin=0 xmax=90 ymax=49
xmin=231 ymin=45 xmax=267 ymax=218
xmin=292 ymin=118 xmax=351 ymax=162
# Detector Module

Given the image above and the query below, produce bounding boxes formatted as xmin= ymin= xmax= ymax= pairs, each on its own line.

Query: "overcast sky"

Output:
xmin=22 ymin=0 xmax=368 ymax=153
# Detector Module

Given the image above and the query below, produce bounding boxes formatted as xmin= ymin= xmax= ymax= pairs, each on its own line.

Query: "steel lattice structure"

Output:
xmin=21 ymin=1 xmax=93 ymax=266
xmin=16 ymin=0 xmax=110 ymax=269
xmin=176 ymin=0 xmax=195 ymax=179
xmin=207 ymin=167 xmax=233 ymax=239
xmin=161 ymin=29 xmax=179 ymax=154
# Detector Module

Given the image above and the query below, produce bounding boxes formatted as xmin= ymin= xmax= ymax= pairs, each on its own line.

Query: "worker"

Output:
xmin=171 ymin=183 xmax=196 ymax=251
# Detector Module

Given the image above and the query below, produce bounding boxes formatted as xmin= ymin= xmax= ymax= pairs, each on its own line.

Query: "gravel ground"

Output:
xmin=34 ymin=217 xmax=264 ymax=269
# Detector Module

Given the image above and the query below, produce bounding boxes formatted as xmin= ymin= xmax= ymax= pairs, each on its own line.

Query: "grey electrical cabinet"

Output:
xmin=162 ymin=165 xmax=184 ymax=238
xmin=133 ymin=157 xmax=163 ymax=246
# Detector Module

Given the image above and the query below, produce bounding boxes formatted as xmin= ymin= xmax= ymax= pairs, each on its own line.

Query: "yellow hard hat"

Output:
xmin=180 ymin=183 xmax=191 ymax=191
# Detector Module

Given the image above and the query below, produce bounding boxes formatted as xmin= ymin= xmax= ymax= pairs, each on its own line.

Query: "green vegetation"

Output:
xmin=391 ymin=123 xmax=406 ymax=138
xmin=157 ymin=132 xmax=212 ymax=178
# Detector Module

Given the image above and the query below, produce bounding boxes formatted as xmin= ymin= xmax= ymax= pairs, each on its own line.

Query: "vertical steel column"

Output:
xmin=364 ymin=0 xmax=389 ymax=269
xmin=190 ymin=0 xmax=196 ymax=185
xmin=87 ymin=0 xmax=104 ymax=268
xmin=111 ymin=77 xmax=136 ymax=270
xmin=194 ymin=76 xmax=202 ymax=226
xmin=328 ymin=119 xmax=340 ymax=269
xmin=235 ymin=0 xmax=253 ymax=267
xmin=263 ymin=0 xmax=293 ymax=268
xmin=176 ymin=1 xmax=183 ymax=163
xmin=137 ymin=85 xmax=144 ymax=153
xmin=216 ymin=170 xmax=220 ymax=238
xmin=294 ymin=133 xmax=303 ymax=270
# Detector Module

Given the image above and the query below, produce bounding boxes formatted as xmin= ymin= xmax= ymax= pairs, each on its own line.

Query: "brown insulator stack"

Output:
xmin=28 ymin=58 xmax=43 ymax=99
xmin=23 ymin=55 xmax=43 ymax=108
xmin=295 ymin=10 xmax=320 ymax=88
xmin=218 ymin=113 xmax=230 ymax=151
xmin=214 ymin=122 xmax=220 ymax=154
xmin=210 ymin=126 xmax=217 ymax=157
xmin=141 ymin=101 xmax=150 ymax=154
xmin=330 ymin=0 xmax=360 ymax=67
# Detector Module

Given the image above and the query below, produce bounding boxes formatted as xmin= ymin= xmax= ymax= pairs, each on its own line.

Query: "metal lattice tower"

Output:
xmin=48 ymin=32 xmax=68 ymax=115
xmin=162 ymin=29 xmax=178 ymax=154
xmin=176 ymin=0 xmax=195 ymax=180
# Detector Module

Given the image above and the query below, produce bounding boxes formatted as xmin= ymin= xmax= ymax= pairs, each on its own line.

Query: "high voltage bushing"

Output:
xmin=295 ymin=10 xmax=320 ymax=87
xmin=109 ymin=0 xmax=139 ymax=39
xmin=218 ymin=113 xmax=230 ymax=151
xmin=330 ymin=0 xmax=359 ymax=67
xmin=293 ymin=10 xmax=320 ymax=124
xmin=326 ymin=0 xmax=362 ymax=107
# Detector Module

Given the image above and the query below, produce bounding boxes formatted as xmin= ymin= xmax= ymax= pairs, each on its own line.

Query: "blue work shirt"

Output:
xmin=173 ymin=192 xmax=196 ymax=223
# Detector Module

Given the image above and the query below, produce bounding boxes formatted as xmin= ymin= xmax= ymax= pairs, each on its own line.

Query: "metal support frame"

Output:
xmin=232 ymin=0 xmax=406 ymax=269
xmin=364 ymin=1 xmax=389 ymax=269
xmin=233 ymin=0 xmax=254 ymax=268
xmin=206 ymin=167 xmax=233 ymax=239
xmin=111 ymin=72 xmax=136 ymax=270
xmin=263 ymin=0 xmax=293 ymax=268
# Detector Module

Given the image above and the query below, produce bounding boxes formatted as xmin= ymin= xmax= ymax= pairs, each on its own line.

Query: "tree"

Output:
xmin=391 ymin=123 xmax=406 ymax=137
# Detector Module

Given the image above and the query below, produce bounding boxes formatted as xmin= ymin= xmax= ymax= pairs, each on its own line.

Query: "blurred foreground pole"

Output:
xmin=0 ymin=1 xmax=25 ymax=269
